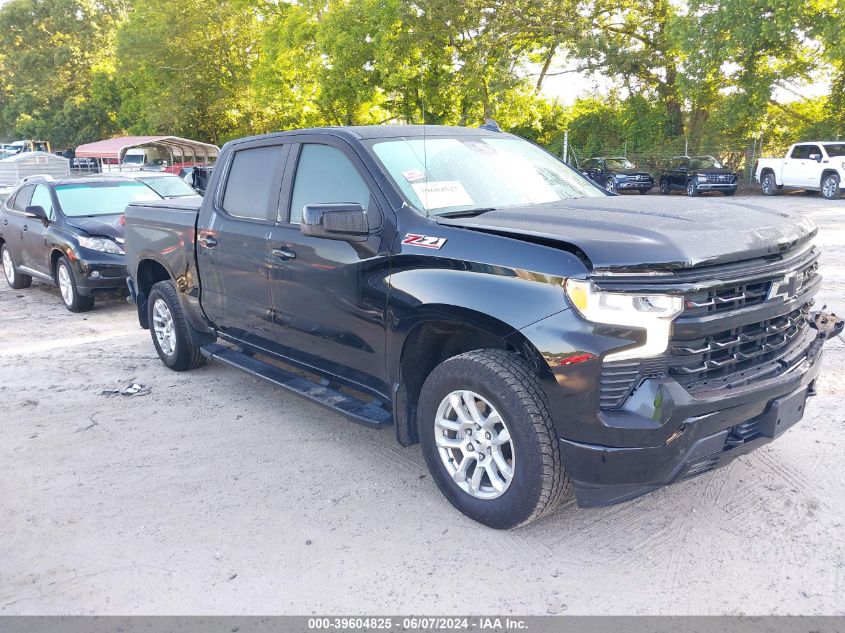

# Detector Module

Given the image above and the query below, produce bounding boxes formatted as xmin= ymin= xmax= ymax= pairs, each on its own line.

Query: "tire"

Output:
xmin=147 ymin=280 xmax=206 ymax=371
xmin=638 ymin=189 xmax=649 ymax=194
xmin=605 ymin=177 xmax=616 ymax=193
xmin=56 ymin=256 xmax=94 ymax=312
xmin=1 ymin=243 xmax=32 ymax=290
xmin=821 ymin=173 xmax=841 ymax=200
xmin=686 ymin=180 xmax=699 ymax=197
xmin=418 ymin=349 xmax=569 ymax=529
xmin=723 ymin=189 xmax=736 ymax=196
xmin=659 ymin=179 xmax=670 ymax=195
xmin=761 ymin=172 xmax=778 ymax=196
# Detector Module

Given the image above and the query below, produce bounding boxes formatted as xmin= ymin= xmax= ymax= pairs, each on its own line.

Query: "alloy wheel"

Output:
xmin=434 ymin=390 xmax=515 ymax=500
xmin=2 ymin=248 xmax=14 ymax=284
xmin=152 ymin=298 xmax=177 ymax=356
xmin=822 ymin=176 xmax=838 ymax=199
xmin=605 ymin=178 xmax=616 ymax=192
xmin=762 ymin=174 xmax=774 ymax=194
xmin=57 ymin=264 xmax=74 ymax=306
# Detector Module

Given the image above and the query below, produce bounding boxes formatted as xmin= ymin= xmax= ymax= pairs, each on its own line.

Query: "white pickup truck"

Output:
xmin=756 ymin=141 xmax=844 ymax=200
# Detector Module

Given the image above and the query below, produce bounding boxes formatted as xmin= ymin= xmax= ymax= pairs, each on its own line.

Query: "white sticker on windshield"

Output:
xmin=411 ymin=180 xmax=474 ymax=210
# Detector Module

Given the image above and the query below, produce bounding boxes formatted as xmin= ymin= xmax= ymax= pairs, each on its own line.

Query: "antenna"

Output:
xmin=421 ymin=70 xmax=428 ymax=217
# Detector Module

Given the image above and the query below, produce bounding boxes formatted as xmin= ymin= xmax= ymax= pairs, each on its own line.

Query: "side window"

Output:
xmin=221 ymin=144 xmax=285 ymax=221
xmin=30 ymin=185 xmax=54 ymax=220
xmin=12 ymin=185 xmax=34 ymax=211
xmin=289 ymin=144 xmax=371 ymax=225
xmin=806 ymin=145 xmax=822 ymax=159
xmin=790 ymin=145 xmax=809 ymax=159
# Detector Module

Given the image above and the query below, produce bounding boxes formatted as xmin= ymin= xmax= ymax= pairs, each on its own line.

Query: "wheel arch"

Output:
xmin=134 ymin=257 xmax=177 ymax=329
xmin=391 ymin=306 xmax=546 ymax=447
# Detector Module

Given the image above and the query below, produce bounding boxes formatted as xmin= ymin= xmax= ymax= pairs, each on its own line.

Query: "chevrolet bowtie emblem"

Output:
xmin=767 ymin=273 xmax=799 ymax=302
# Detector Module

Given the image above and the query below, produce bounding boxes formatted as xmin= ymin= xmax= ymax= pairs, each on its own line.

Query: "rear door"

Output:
xmin=22 ymin=184 xmax=54 ymax=275
xmin=2 ymin=185 xmax=34 ymax=269
xmin=266 ymin=138 xmax=393 ymax=396
xmin=783 ymin=145 xmax=810 ymax=187
xmin=196 ymin=139 xmax=289 ymax=348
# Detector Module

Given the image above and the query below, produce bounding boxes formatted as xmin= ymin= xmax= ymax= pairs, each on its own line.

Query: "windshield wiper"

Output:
xmin=437 ymin=207 xmax=498 ymax=218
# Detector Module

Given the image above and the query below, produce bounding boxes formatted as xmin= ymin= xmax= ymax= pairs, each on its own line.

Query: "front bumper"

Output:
xmin=617 ymin=181 xmax=653 ymax=191
xmin=518 ymin=308 xmax=842 ymax=508
xmin=71 ymin=253 xmax=128 ymax=296
xmin=695 ymin=182 xmax=737 ymax=191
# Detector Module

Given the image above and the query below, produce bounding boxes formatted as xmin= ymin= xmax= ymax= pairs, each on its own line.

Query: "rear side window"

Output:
xmin=12 ymin=185 xmax=34 ymax=211
xmin=289 ymin=145 xmax=371 ymax=224
xmin=222 ymin=145 xmax=285 ymax=221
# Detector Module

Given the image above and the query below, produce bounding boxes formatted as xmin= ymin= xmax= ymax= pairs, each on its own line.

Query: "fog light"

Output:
xmin=89 ymin=270 xmax=101 ymax=279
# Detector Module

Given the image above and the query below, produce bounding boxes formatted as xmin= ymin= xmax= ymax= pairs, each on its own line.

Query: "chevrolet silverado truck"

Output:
xmin=756 ymin=142 xmax=844 ymax=199
xmin=125 ymin=125 xmax=842 ymax=529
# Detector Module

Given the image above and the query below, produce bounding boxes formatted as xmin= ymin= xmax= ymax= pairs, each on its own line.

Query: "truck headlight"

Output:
xmin=78 ymin=236 xmax=125 ymax=255
xmin=565 ymin=279 xmax=683 ymax=361
xmin=697 ymin=175 xmax=707 ymax=182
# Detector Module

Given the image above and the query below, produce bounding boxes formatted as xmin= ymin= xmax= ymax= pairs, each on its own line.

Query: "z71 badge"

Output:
xmin=402 ymin=233 xmax=447 ymax=249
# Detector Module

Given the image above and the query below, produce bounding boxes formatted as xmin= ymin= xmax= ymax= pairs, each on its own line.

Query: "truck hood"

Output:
xmin=65 ymin=214 xmax=124 ymax=240
xmin=435 ymin=196 xmax=816 ymax=271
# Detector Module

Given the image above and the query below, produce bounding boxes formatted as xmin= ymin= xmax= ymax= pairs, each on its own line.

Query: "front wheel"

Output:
xmin=638 ymin=189 xmax=649 ymax=194
xmin=686 ymin=180 xmax=699 ymax=197
xmin=605 ymin=177 xmax=616 ymax=193
xmin=56 ymin=257 xmax=94 ymax=312
xmin=1 ymin=244 xmax=32 ymax=290
xmin=418 ymin=349 xmax=569 ymax=529
xmin=821 ymin=174 xmax=841 ymax=200
xmin=147 ymin=280 xmax=206 ymax=371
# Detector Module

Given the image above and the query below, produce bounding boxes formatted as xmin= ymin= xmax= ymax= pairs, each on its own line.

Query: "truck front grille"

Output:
xmin=596 ymin=245 xmax=821 ymax=407
xmin=705 ymin=174 xmax=736 ymax=184
xmin=667 ymin=304 xmax=811 ymax=386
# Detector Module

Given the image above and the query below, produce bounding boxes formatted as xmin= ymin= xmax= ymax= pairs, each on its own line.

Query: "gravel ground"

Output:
xmin=1 ymin=193 xmax=844 ymax=615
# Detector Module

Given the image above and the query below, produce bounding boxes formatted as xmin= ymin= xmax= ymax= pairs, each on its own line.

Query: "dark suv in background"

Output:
xmin=0 ymin=175 xmax=160 ymax=311
xmin=581 ymin=157 xmax=654 ymax=194
xmin=660 ymin=155 xmax=738 ymax=196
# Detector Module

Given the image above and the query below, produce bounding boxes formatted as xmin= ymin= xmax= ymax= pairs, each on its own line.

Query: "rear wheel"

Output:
xmin=821 ymin=174 xmax=841 ymax=200
xmin=56 ymin=257 xmax=94 ymax=312
xmin=659 ymin=179 xmax=670 ymax=195
xmin=761 ymin=172 xmax=778 ymax=196
xmin=418 ymin=349 xmax=569 ymax=529
xmin=686 ymin=180 xmax=699 ymax=197
xmin=147 ymin=280 xmax=206 ymax=371
xmin=1 ymin=244 xmax=32 ymax=290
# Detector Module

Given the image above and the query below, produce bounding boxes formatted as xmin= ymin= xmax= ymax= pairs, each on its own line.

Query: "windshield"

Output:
xmin=122 ymin=154 xmax=144 ymax=164
xmin=369 ymin=136 xmax=603 ymax=215
xmin=55 ymin=181 xmax=160 ymax=217
xmin=605 ymin=157 xmax=635 ymax=169
xmin=137 ymin=175 xmax=197 ymax=198
xmin=689 ymin=156 xmax=723 ymax=169
xmin=823 ymin=143 xmax=845 ymax=158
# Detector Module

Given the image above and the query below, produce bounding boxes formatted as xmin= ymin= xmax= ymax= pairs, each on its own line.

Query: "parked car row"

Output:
xmin=581 ymin=155 xmax=739 ymax=196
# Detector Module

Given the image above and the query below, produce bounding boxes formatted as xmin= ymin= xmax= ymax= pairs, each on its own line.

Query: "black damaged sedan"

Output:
xmin=0 ymin=175 xmax=160 ymax=312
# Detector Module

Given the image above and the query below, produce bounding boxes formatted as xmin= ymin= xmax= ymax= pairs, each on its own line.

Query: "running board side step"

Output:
xmin=200 ymin=343 xmax=392 ymax=428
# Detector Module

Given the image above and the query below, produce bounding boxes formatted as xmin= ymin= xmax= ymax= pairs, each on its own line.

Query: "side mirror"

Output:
xmin=809 ymin=153 xmax=822 ymax=162
xmin=301 ymin=203 xmax=369 ymax=242
xmin=24 ymin=205 xmax=48 ymax=224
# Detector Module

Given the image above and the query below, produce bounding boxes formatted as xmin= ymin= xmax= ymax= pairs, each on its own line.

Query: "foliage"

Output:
xmin=0 ymin=0 xmax=841 ymax=153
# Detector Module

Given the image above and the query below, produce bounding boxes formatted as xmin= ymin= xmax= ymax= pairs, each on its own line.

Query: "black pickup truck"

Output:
xmin=125 ymin=125 xmax=841 ymax=529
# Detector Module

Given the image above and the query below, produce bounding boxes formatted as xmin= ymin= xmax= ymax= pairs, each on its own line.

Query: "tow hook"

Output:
xmin=810 ymin=310 xmax=845 ymax=339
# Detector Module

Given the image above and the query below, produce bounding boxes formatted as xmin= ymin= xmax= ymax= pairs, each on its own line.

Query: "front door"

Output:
xmin=267 ymin=140 xmax=393 ymax=397
xmin=22 ymin=184 xmax=54 ymax=275
xmin=196 ymin=141 xmax=289 ymax=348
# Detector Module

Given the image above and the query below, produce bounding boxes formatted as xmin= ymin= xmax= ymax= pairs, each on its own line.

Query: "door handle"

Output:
xmin=272 ymin=248 xmax=296 ymax=260
xmin=198 ymin=234 xmax=217 ymax=248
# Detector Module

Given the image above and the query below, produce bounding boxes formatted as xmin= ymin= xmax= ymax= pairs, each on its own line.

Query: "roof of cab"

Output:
xmin=224 ymin=124 xmax=506 ymax=148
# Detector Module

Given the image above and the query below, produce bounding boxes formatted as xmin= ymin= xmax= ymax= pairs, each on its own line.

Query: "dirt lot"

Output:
xmin=1 ymin=193 xmax=844 ymax=615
